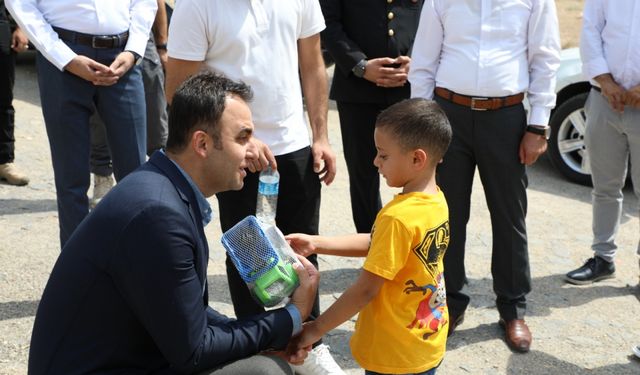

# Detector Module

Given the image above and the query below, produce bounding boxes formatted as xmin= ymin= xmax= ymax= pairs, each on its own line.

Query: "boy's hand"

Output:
xmin=286 ymin=322 xmax=323 ymax=361
xmin=270 ymin=350 xmax=308 ymax=366
xmin=285 ymin=233 xmax=317 ymax=257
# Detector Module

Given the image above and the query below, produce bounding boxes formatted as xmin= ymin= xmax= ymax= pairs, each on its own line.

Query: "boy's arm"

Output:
xmin=285 ymin=233 xmax=370 ymax=257
xmin=288 ymin=270 xmax=384 ymax=352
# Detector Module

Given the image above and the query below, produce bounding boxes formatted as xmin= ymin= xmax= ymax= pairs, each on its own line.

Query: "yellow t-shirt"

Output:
xmin=350 ymin=190 xmax=449 ymax=374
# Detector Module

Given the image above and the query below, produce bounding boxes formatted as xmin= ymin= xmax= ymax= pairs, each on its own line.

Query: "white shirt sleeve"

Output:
xmin=526 ymin=0 xmax=561 ymax=126
xmin=124 ymin=0 xmax=158 ymax=58
xmin=167 ymin=0 xmax=209 ymax=61
xmin=6 ymin=0 xmax=76 ymax=70
xmin=579 ymin=0 xmax=609 ymax=82
xmin=408 ymin=0 xmax=443 ymax=100
xmin=298 ymin=0 xmax=325 ymax=39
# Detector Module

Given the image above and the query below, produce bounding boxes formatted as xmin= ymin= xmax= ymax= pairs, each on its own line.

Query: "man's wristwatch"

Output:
xmin=526 ymin=125 xmax=551 ymax=140
xmin=155 ymin=44 xmax=167 ymax=51
xmin=352 ymin=59 xmax=367 ymax=78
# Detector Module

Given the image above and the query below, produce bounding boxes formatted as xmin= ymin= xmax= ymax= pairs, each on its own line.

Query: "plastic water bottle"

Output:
xmin=256 ymin=166 xmax=279 ymax=225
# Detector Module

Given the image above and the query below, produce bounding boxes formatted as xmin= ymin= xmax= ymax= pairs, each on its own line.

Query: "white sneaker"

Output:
xmin=633 ymin=344 xmax=640 ymax=359
xmin=291 ymin=344 xmax=345 ymax=375
xmin=91 ymin=174 xmax=114 ymax=208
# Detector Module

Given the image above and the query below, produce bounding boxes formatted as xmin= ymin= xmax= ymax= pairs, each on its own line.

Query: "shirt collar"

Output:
xmin=160 ymin=149 xmax=213 ymax=227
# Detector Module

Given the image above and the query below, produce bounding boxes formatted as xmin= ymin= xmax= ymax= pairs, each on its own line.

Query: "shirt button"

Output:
xmin=388 ymin=12 xmax=394 ymax=20
xmin=388 ymin=29 xmax=395 ymax=37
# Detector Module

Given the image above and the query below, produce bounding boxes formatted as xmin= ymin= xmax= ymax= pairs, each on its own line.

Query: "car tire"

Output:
xmin=547 ymin=92 xmax=592 ymax=186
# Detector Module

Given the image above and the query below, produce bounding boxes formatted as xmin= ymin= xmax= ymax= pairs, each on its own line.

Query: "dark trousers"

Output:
xmin=336 ymin=101 xmax=384 ymax=233
xmin=37 ymin=42 xmax=146 ymax=247
xmin=217 ymin=147 xmax=322 ymax=326
xmin=90 ymin=35 xmax=168 ymax=176
xmin=0 ymin=46 xmax=15 ymax=164
xmin=435 ymin=96 xmax=531 ymax=321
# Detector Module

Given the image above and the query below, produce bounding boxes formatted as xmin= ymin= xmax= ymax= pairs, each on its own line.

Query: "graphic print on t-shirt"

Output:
xmin=404 ymin=220 xmax=450 ymax=340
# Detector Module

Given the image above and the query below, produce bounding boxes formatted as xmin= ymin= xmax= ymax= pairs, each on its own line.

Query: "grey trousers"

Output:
xmin=585 ymin=88 xmax=640 ymax=262
xmin=197 ymin=354 xmax=293 ymax=375
xmin=90 ymin=35 xmax=168 ymax=175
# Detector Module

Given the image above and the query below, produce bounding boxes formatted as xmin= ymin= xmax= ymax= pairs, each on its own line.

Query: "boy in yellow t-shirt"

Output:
xmin=286 ymin=98 xmax=452 ymax=374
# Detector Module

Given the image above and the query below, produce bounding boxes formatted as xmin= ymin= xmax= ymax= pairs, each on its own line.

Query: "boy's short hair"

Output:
xmin=166 ymin=72 xmax=253 ymax=152
xmin=375 ymin=98 xmax=452 ymax=164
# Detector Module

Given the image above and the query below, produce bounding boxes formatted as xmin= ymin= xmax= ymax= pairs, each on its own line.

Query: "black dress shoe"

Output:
xmin=448 ymin=312 xmax=465 ymax=337
xmin=565 ymin=256 xmax=615 ymax=285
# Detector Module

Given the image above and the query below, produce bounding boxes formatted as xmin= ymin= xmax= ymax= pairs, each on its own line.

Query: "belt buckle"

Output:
xmin=91 ymin=35 xmax=114 ymax=49
xmin=91 ymin=36 xmax=103 ymax=49
xmin=470 ymin=97 xmax=488 ymax=111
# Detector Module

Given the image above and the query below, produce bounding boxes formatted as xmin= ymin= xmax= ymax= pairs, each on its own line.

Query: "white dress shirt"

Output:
xmin=409 ymin=0 xmax=561 ymax=126
xmin=580 ymin=0 xmax=640 ymax=90
xmin=6 ymin=0 xmax=157 ymax=71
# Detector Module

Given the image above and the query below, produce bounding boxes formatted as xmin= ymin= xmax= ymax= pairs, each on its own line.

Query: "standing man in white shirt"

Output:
xmin=565 ymin=0 xmax=640 ymax=285
xmin=409 ymin=0 xmax=560 ymax=353
xmin=6 ymin=0 xmax=156 ymax=247
xmin=165 ymin=1 xmax=342 ymax=374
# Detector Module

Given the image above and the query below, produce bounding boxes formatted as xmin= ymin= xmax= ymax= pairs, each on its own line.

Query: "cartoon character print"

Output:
xmin=405 ymin=220 xmax=449 ymax=340
xmin=404 ymin=273 xmax=447 ymax=340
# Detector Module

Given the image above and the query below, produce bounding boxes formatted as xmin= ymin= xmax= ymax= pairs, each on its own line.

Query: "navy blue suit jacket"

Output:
xmin=28 ymin=152 xmax=293 ymax=374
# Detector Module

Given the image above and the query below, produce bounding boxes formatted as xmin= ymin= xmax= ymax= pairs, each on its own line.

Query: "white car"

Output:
xmin=546 ymin=47 xmax=592 ymax=185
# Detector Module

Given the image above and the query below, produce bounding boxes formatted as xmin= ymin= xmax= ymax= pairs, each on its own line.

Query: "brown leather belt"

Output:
xmin=53 ymin=26 xmax=129 ymax=49
xmin=435 ymin=87 xmax=525 ymax=111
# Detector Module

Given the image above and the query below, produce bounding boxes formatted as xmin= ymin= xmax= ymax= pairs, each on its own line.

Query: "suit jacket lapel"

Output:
xmin=149 ymin=151 xmax=210 ymax=304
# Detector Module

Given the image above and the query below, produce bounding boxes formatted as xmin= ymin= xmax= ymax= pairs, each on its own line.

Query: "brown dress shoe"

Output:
xmin=499 ymin=319 xmax=531 ymax=353
xmin=448 ymin=312 xmax=465 ymax=337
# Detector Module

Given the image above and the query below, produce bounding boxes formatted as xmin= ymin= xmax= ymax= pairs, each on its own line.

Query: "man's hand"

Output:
xmin=311 ymin=139 xmax=336 ymax=185
xmin=284 ymin=233 xmax=317 ymax=257
xmin=271 ymin=350 xmax=308 ymax=366
xmin=108 ymin=52 xmax=136 ymax=79
xmin=11 ymin=27 xmax=29 ymax=53
xmin=595 ymin=73 xmax=626 ymax=113
xmin=519 ymin=130 xmax=548 ymax=165
xmin=286 ymin=322 xmax=322 ymax=362
xmin=64 ymin=56 xmax=117 ymax=85
xmin=363 ymin=57 xmax=410 ymax=88
xmin=289 ymin=255 xmax=319 ymax=321
xmin=626 ymin=85 xmax=640 ymax=108
xmin=246 ymin=138 xmax=277 ymax=173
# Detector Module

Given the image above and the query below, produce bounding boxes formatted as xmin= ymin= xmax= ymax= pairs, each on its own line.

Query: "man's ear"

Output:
xmin=191 ymin=130 xmax=209 ymax=158
xmin=413 ymin=148 xmax=428 ymax=169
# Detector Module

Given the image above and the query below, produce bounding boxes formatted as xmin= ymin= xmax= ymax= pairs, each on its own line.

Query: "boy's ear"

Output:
xmin=412 ymin=148 xmax=428 ymax=169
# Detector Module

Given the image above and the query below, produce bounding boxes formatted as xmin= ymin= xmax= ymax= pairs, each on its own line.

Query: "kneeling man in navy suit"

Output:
xmin=28 ymin=72 xmax=318 ymax=375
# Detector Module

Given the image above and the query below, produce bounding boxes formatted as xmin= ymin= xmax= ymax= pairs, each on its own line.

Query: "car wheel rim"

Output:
xmin=556 ymin=107 xmax=590 ymax=176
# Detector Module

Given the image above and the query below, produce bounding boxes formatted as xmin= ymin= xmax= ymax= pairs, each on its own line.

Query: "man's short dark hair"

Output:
xmin=166 ymin=72 xmax=253 ymax=152
xmin=375 ymin=98 xmax=452 ymax=165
